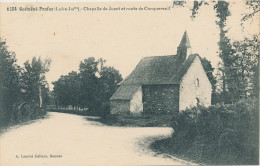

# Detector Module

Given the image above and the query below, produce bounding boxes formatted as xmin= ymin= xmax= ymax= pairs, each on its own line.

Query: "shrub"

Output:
xmin=100 ymin=102 xmax=110 ymax=118
xmin=0 ymin=101 xmax=46 ymax=129
xmin=171 ymin=98 xmax=259 ymax=165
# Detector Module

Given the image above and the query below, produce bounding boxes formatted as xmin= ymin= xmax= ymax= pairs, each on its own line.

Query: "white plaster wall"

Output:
xmin=130 ymin=87 xmax=143 ymax=115
xmin=179 ymin=57 xmax=212 ymax=111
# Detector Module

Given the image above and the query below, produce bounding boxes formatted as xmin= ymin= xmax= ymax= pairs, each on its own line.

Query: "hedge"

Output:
xmin=170 ymin=98 xmax=259 ymax=165
xmin=0 ymin=101 xmax=46 ymax=129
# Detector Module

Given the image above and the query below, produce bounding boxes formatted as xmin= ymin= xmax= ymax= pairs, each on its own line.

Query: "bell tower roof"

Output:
xmin=178 ymin=31 xmax=191 ymax=48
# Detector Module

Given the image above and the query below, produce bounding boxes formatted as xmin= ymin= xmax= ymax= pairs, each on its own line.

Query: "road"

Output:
xmin=0 ymin=112 xmax=195 ymax=166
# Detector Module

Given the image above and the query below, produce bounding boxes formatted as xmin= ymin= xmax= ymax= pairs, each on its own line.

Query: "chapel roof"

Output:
xmin=110 ymin=85 xmax=140 ymax=100
xmin=118 ymin=54 xmax=198 ymax=86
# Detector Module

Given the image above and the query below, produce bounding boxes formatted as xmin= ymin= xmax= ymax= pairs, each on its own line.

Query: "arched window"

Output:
xmin=195 ymin=78 xmax=199 ymax=87
xmin=196 ymin=98 xmax=200 ymax=105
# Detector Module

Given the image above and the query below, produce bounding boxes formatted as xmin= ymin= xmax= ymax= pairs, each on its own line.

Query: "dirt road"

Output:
xmin=0 ymin=112 xmax=194 ymax=166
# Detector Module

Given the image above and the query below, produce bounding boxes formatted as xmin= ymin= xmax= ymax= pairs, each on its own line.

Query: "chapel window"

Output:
xmin=196 ymin=78 xmax=199 ymax=87
xmin=196 ymin=98 xmax=200 ymax=105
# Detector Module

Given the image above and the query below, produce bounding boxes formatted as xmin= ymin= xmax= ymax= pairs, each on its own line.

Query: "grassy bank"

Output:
xmin=151 ymin=98 xmax=259 ymax=165
xmin=97 ymin=114 xmax=173 ymax=127
xmin=0 ymin=103 xmax=47 ymax=133
xmin=48 ymin=108 xmax=173 ymax=127
xmin=0 ymin=113 xmax=47 ymax=134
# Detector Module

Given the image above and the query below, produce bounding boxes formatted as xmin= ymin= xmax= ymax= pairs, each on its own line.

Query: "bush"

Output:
xmin=100 ymin=102 xmax=110 ymax=118
xmin=17 ymin=101 xmax=46 ymax=121
xmin=0 ymin=101 xmax=46 ymax=130
xmin=99 ymin=113 xmax=173 ymax=127
xmin=170 ymin=98 xmax=259 ymax=165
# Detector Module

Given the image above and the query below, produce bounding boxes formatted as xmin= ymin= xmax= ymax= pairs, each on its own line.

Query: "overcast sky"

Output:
xmin=1 ymin=1 xmax=258 ymax=89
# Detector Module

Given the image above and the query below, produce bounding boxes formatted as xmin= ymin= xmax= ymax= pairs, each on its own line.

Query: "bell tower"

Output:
xmin=177 ymin=31 xmax=192 ymax=62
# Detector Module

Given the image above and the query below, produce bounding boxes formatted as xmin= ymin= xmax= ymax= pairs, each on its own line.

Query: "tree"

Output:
xmin=0 ymin=39 xmax=52 ymax=125
xmin=52 ymin=71 xmax=80 ymax=109
xmin=52 ymin=76 xmax=68 ymax=108
xmin=21 ymin=57 xmax=51 ymax=107
xmin=52 ymin=57 xmax=122 ymax=115
xmin=97 ymin=66 xmax=122 ymax=104
xmin=241 ymin=0 xmax=260 ymax=22
xmin=173 ymin=0 xmax=259 ymax=21
xmin=232 ymin=35 xmax=259 ymax=99
xmin=0 ymin=39 xmax=21 ymax=123
xmin=67 ymin=71 xmax=81 ymax=108
xmin=78 ymin=57 xmax=122 ymax=112
xmin=200 ymin=57 xmax=218 ymax=104
xmin=79 ymin=57 xmax=99 ymax=110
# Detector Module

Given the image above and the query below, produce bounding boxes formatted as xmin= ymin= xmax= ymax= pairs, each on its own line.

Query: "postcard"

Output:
xmin=0 ymin=1 xmax=259 ymax=166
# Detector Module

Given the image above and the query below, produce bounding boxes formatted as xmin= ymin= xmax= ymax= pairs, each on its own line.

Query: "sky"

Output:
xmin=0 ymin=1 xmax=259 ymax=90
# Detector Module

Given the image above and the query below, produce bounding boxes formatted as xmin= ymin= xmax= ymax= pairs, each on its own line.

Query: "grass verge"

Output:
xmin=94 ymin=114 xmax=173 ymax=127
xmin=0 ymin=113 xmax=48 ymax=134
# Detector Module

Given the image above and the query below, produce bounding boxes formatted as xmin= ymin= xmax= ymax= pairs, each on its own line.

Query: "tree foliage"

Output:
xmin=53 ymin=71 xmax=80 ymax=108
xmin=232 ymin=35 xmax=259 ymax=99
xmin=0 ymin=39 xmax=21 ymax=123
xmin=241 ymin=0 xmax=260 ymax=22
xmin=0 ymin=39 xmax=51 ymax=125
xmin=21 ymin=57 xmax=51 ymax=106
xmin=200 ymin=57 xmax=218 ymax=104
xmin=52 ymin=57 xmax=122 ymax=115
xmin=79 ymin=57 xmax=99 ymax=110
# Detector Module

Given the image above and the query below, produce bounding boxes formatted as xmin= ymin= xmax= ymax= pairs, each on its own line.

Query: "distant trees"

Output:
xmin=0 ymin=39 xmax=51 ymax=125
xmin=79 ymin=57 xmax=99 ymax=110
xmin=53 ymin=71 xmax=81 ymax=108
xmin=52 ymin=57 xmax=122 ymax=115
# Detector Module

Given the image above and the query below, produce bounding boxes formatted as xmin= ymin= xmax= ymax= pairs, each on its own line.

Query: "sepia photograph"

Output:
xmin=0 ymin=0 xmax=259 ymax=165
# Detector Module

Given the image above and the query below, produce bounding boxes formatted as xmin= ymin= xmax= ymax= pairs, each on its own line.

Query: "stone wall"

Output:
xmin=142 ymin=84 xmax=179 ymax=114
xmin=179 ymin=56 xmax=212 ymax=110
xmin=110 ymin=100 xmax=130 ymax=115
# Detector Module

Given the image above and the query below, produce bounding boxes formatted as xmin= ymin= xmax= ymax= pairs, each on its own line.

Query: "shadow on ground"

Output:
xmin=0 ymin=113 xmax=50 ymax=135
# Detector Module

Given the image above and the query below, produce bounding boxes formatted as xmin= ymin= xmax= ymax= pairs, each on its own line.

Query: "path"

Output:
xmin=0 ymin=112 xmax=195 ymax=166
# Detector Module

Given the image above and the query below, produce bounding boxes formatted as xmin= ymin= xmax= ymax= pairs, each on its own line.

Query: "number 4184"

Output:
xmin=7 ymin=7 xmax=17 ymax=11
